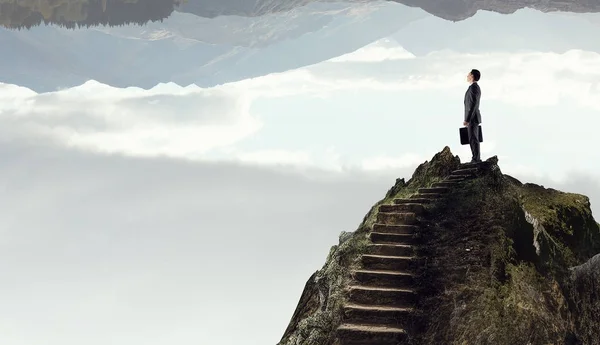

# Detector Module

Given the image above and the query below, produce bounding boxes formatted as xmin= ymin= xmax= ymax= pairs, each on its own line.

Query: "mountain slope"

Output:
xmin=2 ymin=0 xmax=600 ymax=29
xmin=0 ymin=2 xmax=427 ymax=92
xmin=177 ymin=0 xmax=600 ymax=21
xmin=390 ymin=9 xmax=600 ymax=55
xmin=2 ymin=2 xmax=599 ymax=92
xmin=279 ymin=147 xmax=600 ymax=345
xmin=393 ymin=0 xmax=600 ymax=21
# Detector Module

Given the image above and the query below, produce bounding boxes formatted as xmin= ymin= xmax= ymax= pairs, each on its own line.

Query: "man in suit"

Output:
xmin=463 ymin=69 xmax=482 ymax=163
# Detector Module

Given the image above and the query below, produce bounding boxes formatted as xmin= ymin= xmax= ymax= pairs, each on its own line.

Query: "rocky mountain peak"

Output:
xmin=279 ymin=147 xmax=600 ymax=345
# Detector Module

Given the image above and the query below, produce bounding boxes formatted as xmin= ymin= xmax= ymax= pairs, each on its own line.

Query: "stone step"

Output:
xmin=394 ymin=198 xmax=432 ymax=204
xmin=368 ymin=243 xmax=414 ymax=256
xmin=376 ymin=212 xmax=417 ymax=225
xmin=379 ymin=203 xmax=425 ymax=215
xmin=347 ymin=285 xmax=417 ymax=308
xmin=410 ymin=193 xmax=443 ymax=200
xmin=370 ymin=232 xmax=414 ymax=245
xmin=418 ymin=187 xmax=449 ymax=194
xmin=452 ymin=168 xmax=478 ymax=175
xmin=460 ymin=161 xmax=484 ymax=168
xmin=444 ymin=179 xmax=466 ymax=185
xmin=450 ymin=172 xmax=474 ymax=178
xmin=361 ymin=254 xmax=415 ymax=271
xmin=431 ymin=181 xmax=460 ymax=188
xmin=372 ymin=223 xmax=418 ymax=235
xmin=337 ymin=324 xmax=407 ymax=345
xmin=353 ymin=269 xmax=415 ymax=288
xmin=446 ymin=175 xmax=467 ymax=181
xmin=342 ymin=303 xmax=413 ymax=327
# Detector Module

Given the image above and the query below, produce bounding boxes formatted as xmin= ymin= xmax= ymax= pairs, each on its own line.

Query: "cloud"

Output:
xmin=0 ymin=140 xmax=598 ymax=345
xmin=1 ymin=40 xmax=599 ymax=175
xmin=328 ymin=38 xmax=416 ymax=62
xmin=501 ymin=163 xmax=552 ymax=181
xmin=361 ymin=153 xmax=425 ymax=171
xmin=232 ymin=48 xmax=600 ymax=111
xmin=0 ymin=80 xmax=260 ymax=158
xmin=236 ymin=149 xmax=313 ymax=166
xmin=0 ymin=141 xmax=404 ymax=345
xmin=226 ymin=146 xmax=354 ymax=174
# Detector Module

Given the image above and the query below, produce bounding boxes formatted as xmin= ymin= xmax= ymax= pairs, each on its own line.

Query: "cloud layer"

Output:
xmin=0 ymin=81 xmax=259 ymax=158
xmin=0 ymin=140 xmax=402 ymax=345
xmin=2 ymin=40 xmax=599 ymax=179
xmin=0 ymin=141 xmax=598 ymax=345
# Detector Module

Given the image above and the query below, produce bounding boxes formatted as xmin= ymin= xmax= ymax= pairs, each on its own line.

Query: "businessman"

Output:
xmin=463 ymin=69 xmax=482 ymax=163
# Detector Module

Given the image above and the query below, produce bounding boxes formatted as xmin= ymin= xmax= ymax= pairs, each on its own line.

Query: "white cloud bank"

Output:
xmin=236 ymin=149 xmax=313 ymax=166
xmin=240 ymin=48 xmax=600 ymax=110
xmin=328 ymin=38 xmax=416 ymax=62
xmin=1 ymin=39 xmax=599 ymax=174
xmin=0 ymin=81 xmax=260 ymax=159
xmin=361 ymin=153 xmax=425 ymax=171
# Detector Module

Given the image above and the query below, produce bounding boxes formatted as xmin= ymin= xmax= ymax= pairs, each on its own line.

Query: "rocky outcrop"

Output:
xmin=278 ymin=147 xmax=600 ymax=345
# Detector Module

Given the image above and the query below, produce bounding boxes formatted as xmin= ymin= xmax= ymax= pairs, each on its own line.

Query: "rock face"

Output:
xmin=568 ymin=254 xmax=600 ymax=345
xmin=278 ymin=147 xmax=600 ymax=345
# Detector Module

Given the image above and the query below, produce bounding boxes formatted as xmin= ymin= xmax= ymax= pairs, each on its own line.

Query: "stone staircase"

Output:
xmin=336 ymin=163 xmax=481 ymax=345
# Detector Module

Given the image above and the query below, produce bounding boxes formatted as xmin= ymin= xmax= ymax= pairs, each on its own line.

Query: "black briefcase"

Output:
xmin=460 ymin=126 xmax=483 ymax=145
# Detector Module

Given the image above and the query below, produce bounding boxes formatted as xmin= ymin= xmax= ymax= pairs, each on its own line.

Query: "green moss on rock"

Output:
xmin=415 ymin=154 xmax=599 ymax=344
xmin=518 ymin=182 xmax=600 ymax=271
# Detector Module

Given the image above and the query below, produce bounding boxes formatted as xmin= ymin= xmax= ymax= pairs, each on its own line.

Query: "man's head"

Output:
xmin=467 ymin=69 xmax=481 ymax=83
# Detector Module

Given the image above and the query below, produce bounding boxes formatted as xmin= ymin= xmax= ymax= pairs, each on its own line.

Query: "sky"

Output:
xmin=0 ymin=3 xmax=600 ymax=345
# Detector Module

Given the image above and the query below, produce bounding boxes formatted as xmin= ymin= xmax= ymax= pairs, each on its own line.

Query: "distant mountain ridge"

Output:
xmin=0 ymin=2 xmax=427 ymax=92
xmin=176 ymin=0 xmax=600 ymax=21
xmin=393 ymin=0 xmax=600 ymax=21
xmin=1 ymin=2 xmax=599 ymax=93
xmin=3 ymin=0 xmax=600 ymax=29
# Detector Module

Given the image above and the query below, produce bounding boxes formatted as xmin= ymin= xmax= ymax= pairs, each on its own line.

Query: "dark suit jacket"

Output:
xmin=464 ymin=82 xmax=482 ymax=124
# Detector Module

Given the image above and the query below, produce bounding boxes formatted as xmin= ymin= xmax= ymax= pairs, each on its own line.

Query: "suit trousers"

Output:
xmin=467 ymin=123 xmax=481 ymax=161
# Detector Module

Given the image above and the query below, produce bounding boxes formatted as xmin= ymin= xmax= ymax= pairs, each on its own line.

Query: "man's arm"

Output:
xmin=464 ymin=85 xmax=481 ymax=123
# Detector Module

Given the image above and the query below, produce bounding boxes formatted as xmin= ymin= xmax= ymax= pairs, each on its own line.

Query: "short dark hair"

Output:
xmin=470 ymin=69 xmax=481 ymax=81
